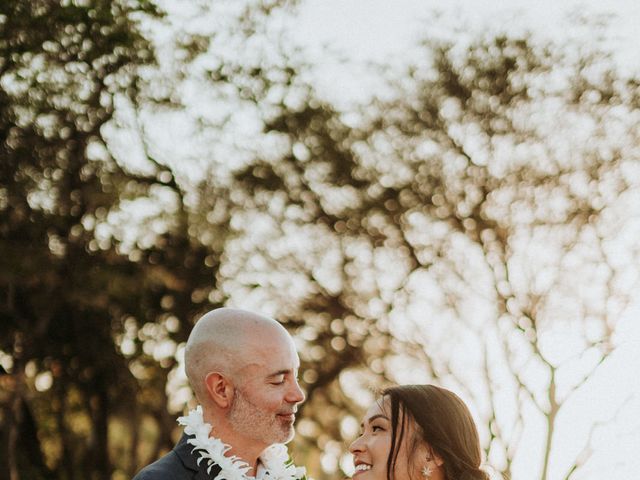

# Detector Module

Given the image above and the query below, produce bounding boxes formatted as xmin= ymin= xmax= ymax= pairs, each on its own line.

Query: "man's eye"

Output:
xmin=271 ymin=377 xmax=285 ymax=385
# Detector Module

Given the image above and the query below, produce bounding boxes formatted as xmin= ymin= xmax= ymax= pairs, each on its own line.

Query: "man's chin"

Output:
xmin=282 ymin=428 xmax=295 ymax=444
xmin=273 ymin=424 xmax=295 ymax=444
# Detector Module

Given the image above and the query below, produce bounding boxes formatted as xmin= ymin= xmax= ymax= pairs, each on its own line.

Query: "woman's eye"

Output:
xmin=372 ymin=425 xmax=384 ymax=432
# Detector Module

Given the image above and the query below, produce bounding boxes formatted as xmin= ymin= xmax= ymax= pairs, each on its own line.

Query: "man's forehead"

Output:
xmin=241 ymin=351 xmax=300 ymax=371
xmin=243 ymin=327 xmax=298 ymax=356
xmin=234 ymin=342 xmax=299 ymax=372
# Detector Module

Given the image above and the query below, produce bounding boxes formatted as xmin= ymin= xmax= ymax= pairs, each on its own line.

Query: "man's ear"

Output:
xmin=204 ymin=372 xmax=234 ymax=408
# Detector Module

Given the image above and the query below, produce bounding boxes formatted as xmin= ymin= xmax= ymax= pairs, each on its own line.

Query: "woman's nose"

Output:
xmin=349 ymin=435 xmax=364 ymax=454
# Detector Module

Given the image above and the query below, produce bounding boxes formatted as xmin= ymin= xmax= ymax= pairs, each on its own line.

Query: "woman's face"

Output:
xmin=349 ymin=397 xmax=429 ymax=480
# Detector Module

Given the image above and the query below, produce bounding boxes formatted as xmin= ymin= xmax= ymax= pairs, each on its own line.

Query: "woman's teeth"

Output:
xmin=356 ymin=465 xmax=372 ymax=472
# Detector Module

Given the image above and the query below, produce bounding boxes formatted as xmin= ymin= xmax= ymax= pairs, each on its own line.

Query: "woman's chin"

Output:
xmin=352 ymin=468 xmax=376 ymax=480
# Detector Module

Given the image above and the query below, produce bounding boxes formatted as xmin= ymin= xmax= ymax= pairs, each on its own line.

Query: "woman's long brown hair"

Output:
xmin=383 ymin=385 xmax=489 ymax=480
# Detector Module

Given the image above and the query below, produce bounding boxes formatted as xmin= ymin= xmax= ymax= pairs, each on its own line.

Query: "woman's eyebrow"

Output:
xmin=361 ymin=413 xmax=390 ymax=428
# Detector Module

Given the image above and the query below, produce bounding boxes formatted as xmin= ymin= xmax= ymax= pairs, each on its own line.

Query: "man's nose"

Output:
xmin=287 ymin=378 xmax=305 ymax=404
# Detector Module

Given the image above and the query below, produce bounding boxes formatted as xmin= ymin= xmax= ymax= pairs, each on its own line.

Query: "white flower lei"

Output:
xmin=177 ymin=406 xmax=307 ymax=480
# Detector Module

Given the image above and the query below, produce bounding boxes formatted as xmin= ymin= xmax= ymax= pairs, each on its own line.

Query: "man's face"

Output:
xmin=227 ymin=327 xmax=305 ymax=449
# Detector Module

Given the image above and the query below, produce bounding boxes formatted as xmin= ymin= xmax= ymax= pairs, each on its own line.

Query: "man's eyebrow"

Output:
xmin=360 ymin=413 xmax=390 ymax=428
xmin=267 ymin=369 xmax=292 ymax=378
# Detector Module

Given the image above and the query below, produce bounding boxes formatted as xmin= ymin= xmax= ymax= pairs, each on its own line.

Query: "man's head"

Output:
xmin=185 ymin=308 xmax=305 ymax=452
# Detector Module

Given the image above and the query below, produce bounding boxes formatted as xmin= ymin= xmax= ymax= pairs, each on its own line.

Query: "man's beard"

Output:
xmin=228 ymin=388 xmax=295 ymax=446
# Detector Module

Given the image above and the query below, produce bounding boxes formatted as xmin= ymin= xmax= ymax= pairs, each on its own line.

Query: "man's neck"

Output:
xmin=227 ymin=443 xmax=262 ymax=476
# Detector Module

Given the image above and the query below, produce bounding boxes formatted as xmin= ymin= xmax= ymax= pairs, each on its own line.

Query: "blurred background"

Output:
xmin=1 ymin=0 xmax=640 ymax=479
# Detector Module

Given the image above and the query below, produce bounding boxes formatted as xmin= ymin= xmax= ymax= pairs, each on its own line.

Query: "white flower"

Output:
xmin=177 ymin=406 xmax=306 ymax=480
xmin=260 ymin=443 xmax=306 ymax=480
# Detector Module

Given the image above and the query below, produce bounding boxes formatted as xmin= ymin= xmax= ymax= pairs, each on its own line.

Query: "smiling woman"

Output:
xmin=350 ymin=385 xmax=489 ymax=480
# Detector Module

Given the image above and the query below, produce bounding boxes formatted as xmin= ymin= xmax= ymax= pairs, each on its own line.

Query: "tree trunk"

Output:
xmin=55 ymin=382 xmax=76 ymax=480
xmin=128 ymin=406 xmax=140 ymax=477
xmin=92 ymin=378 xmax=112 ymax=480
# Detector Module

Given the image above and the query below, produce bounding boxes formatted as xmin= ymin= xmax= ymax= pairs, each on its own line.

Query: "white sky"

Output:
xmin=295 ymin=0 xmax=640 ymax=64
xmin=287 ymin=2 xmax=640 ymax=480
xmin=291 ymin=0 xmax=640 ymax=105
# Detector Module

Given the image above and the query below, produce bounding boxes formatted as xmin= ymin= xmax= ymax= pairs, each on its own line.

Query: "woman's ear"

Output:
xmin=425 ymin=445 xmax=444 ymax=467
xmin=204 ymin=371 xmax=234 ymax=408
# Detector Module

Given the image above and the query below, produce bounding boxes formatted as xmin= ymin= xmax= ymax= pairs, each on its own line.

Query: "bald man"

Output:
xmin=133 ymin=308 xmax=305 ymax=480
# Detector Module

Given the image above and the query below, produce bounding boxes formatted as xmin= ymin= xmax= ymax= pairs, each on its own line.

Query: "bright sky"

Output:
xmin=292 ymin=0 xmax=640 ymax=105
xmin=288 ymin=2 xmax=640 ymax=480
xmin=295 ymin=0 xmax=640 ymax=63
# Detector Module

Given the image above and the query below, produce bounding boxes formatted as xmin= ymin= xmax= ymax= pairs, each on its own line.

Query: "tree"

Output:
xmin=0 ymin=1 xmax=221 ymax=478
xmin=195 ymin=34 xmax=640 ymax=479
xmin=4 ymin=1 xmax=639 ymax=478
xmin=0 ymin=1 xmax=305 ymax=478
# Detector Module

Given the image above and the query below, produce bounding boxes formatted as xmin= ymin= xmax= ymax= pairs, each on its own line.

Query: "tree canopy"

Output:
xmin=2 ymin=2 xmax=639 ymax=480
